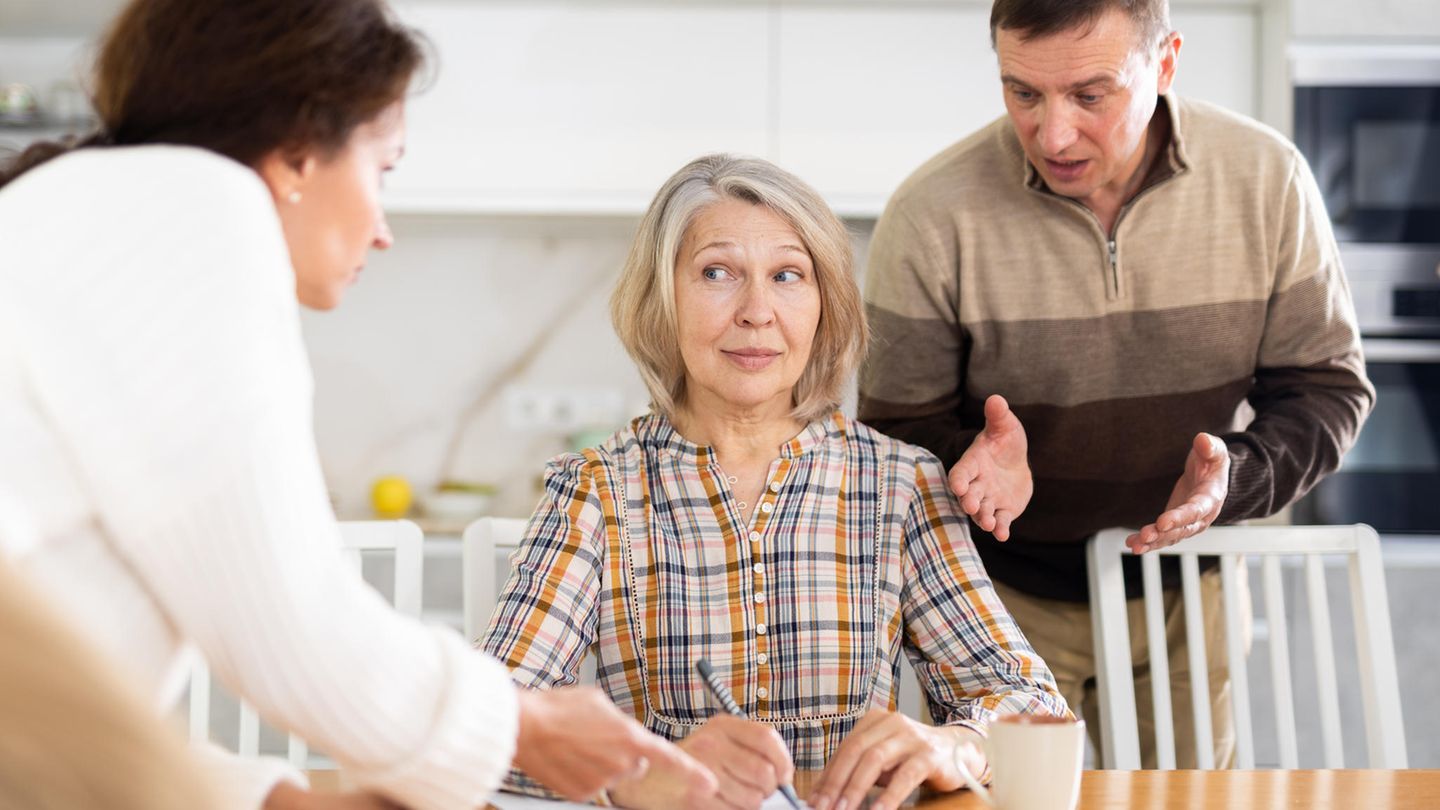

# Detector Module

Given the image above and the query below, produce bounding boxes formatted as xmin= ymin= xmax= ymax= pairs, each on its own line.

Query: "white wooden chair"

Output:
xmin=1086 ymin=524 xmax=1406 ymax=771
xmin=462 ymin=516 xmax=528 ymax=643
xmin=188 ymin=519 xmax=424 ymax=768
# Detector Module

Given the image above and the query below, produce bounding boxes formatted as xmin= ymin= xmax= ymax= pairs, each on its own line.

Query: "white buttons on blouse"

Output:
xmin=749 ymin=531 xmax=760 ymax=543
xmin=769 ymin=480 xmax=781 ymax=493
xmin=753 ymin=562 xmax=764 ymax=575
xmin=754 ymin=592 xmax=765 ymax=604
xmin=757 ymin=652 xmax=768 ymax=665
xmin=756 ymin=687 xmax=769 ymax=699
xmin=756 ymin=623 xmax=767 ymax=635
xmin=760 ymin=502 xmax=773 ymax=514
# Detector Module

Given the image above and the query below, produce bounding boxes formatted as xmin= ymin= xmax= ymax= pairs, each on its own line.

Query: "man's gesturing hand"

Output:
xmin=948 ymin=395 xmax=1032 ymax=541
xmin=1127 ymin=433 xmax=1230 ymax=554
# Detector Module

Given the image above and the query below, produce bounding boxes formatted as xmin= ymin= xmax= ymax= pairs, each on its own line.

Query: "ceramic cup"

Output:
xmin=954 ymin=715 xmax=1085 ymax=810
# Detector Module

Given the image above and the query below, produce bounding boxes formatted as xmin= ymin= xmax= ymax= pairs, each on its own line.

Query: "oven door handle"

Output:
xmin=1363 ymin=338 xmax=1440 ymax=363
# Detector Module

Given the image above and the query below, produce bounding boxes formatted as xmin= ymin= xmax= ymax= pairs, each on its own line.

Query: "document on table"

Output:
xmin=489 ymin=791 xmax=810 ymax=809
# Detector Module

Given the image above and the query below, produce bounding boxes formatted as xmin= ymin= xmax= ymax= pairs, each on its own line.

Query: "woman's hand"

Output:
xmin=810 ymin=711 xmax=987 ymax=810
xmin=263 ymin=783 xmax=402 ymax=810
xmin=610 ymin=714 xmax=793 ymax=810
xmin=514 ymin=686 xmax=718 ymax=804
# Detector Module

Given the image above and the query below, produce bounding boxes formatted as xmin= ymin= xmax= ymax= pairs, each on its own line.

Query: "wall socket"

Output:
xmin=503 ymin=386 xmax=625 ymax=431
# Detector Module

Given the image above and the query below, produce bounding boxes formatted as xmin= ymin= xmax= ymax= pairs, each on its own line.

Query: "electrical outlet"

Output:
xmin=504 ymin=386 xmax=624 ymax=431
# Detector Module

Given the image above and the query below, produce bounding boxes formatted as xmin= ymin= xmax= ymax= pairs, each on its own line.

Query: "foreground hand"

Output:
xmin=810 ymin=711 xmax=985 ymax=810
xmin=1127 ymin=433 xmax=1230 ymax=554
xmin=263 ymin=783 xmax=402 ymax=810
xmin=514 ymin=687 xmax=717 ymax=803
xmin=611 ymin=714 xmax=792 ymax=810
xmin=949 ymin=395 xmax=1032 ymax=541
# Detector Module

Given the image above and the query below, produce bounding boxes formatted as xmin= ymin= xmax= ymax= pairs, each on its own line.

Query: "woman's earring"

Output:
xmin=287 ymin=190 xmax=302 ymax=204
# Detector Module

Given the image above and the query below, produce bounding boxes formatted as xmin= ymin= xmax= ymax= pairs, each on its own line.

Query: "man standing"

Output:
xmin=859 ymin=0 xmax=1373 ymax=767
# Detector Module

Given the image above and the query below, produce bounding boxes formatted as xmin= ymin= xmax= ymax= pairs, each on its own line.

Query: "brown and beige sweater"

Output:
xmin=858 ymin=94 xmax=1375 ymax=601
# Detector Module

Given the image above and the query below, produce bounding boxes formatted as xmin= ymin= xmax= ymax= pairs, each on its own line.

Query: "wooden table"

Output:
xmin=903 ymin=769 xmax=1440 ymax=809
xmin=309 ymin=769 xmax=1440 ymax=808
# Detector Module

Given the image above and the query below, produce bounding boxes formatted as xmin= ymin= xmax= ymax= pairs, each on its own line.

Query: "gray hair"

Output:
xmin=610 ymin=153 xmax=867 ymax=422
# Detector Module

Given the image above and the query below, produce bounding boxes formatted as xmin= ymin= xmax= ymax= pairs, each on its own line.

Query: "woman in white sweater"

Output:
xmin=0 ymin=0 xmax=715 ymax=808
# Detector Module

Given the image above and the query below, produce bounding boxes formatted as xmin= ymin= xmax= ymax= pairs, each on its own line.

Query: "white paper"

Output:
xmin=488 ymin=790 xmax=808 ymax=809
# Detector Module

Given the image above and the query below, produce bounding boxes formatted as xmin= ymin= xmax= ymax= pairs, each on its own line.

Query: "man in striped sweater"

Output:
xmin=859 ymin=0 xmax=1373 ymax=768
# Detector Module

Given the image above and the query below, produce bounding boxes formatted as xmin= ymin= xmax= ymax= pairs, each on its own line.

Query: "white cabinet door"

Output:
xmin=774 ymin=4 xmax=1002 ymax=215
xmin=775 ymin=4 xmax=1262 ymax=215
xmin=388 ymin=2 xmax=771 ymax=213
xmin=1170 ymin=6 xmax=1260 ymax=119
xmin=1292 ymin=0 xmax=1440 ymax=40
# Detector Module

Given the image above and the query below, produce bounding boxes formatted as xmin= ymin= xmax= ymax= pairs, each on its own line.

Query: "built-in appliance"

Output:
xmin=1290 ymin=46 xmax=1440 ymax=533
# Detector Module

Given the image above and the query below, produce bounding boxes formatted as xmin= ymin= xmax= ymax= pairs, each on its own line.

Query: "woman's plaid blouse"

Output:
xmin=482 ymin=411 xmax=1068 ymax=782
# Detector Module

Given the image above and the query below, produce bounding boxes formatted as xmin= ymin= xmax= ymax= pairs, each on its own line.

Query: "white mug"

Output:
xmin=953 ymin=715 xmax=1085 ymax=810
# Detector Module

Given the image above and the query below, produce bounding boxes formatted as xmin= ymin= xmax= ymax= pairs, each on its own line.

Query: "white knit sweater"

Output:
xmin=0 ymin=145 xmax=517 ymax=809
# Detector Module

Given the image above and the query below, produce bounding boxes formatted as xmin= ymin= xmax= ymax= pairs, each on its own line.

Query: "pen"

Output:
xmin=695 ymin=657 xmax=805 ymax=810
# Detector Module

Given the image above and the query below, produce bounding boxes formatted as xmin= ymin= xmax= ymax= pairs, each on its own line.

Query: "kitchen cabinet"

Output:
xmin=771 ymin=2 xmax=1262 ymax=215
xmin=387 ymin=1 xmax=770 ymax=215
xmin=1291 ymin=0 xmax=1440 ymax=40
xmin=387 ymin=0 xmax=1275 ymax=217
xmin=1 ymin=1 xmax=1282 ymax=217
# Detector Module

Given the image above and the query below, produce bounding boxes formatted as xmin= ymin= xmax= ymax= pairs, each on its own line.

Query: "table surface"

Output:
xmin=308 ymin=768 xmax=1440 ymax=808
xmin=903 ymin=769 xmax=1440 ymax=809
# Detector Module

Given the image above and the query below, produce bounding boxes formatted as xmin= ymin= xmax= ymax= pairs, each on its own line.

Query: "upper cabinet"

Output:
xmin=771 ymin=4 xmax=999 ymax=215
xmin=0 ymin=0 xmax=125 ymax=36
xmin=388 ymin=3 xmax=770 ymax=214
xmin=1 ymin=0 xmax=1277 ymax=217
xmin=389 ymin=0 xmax=1271 ymax=217
xmin=1291 ymin=0 xmax=1440 ymax=40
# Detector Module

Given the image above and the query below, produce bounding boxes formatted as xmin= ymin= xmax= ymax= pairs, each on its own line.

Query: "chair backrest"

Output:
xmin=461 ymin=516 xmax=528 ymax=643
xmin=188 ymin=519 xmax=424 ymax=768
xmin=1086 ymin=524 xmax=1406 ymax=771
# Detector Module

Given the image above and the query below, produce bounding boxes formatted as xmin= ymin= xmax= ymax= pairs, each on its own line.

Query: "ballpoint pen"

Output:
xmin=695 ymin=657 xmax=805 ymax=810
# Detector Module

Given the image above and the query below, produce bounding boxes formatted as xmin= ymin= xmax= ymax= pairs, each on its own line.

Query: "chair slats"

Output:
xmin=1140 ymin=553 xmax=1175 ymax=769
xmin=1180 ymin=553 xmax=1215 ymax=769
xmin=1091 ymin=525 xmax=1405 ymax=773
xmin=1348 ymin=530 xmax=1408 ymax=768
xmin=1262 ymin=555 xmax=1299 ymax=768
xmin=1086 ymin=532 xmax=1141 ymax=768
xmin=1305 ymin=553 xmax=1345 ymax=768
xmin=1220 ymin=554 xmax=1255 ymax=768
xmin=238 ymin=703 xmax=260 ymax=757
xmin=188 ymin=658 xmax=211 ymax=743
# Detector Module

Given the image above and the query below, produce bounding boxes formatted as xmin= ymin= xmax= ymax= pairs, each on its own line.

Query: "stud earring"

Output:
xmin=287 ymin=191 xmax=302 ymax=204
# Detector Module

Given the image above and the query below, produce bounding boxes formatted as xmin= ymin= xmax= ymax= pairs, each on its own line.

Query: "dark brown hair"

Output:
xmin=0 ymin=0 xmax=425 ymax=189
xmin=989 ymin=0 xmax=1170 ymax=50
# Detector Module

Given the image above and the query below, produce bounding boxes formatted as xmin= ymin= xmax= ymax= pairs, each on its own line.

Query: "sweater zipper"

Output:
xmin=1108 ymin=239 xmax=1119 ymax=294
xmin=1030 ymin=160 xmax=1184 ymax=302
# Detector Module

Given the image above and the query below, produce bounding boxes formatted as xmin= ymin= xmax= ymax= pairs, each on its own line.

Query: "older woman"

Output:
xmin=482 ymin=154 xmax=1068 ymax=810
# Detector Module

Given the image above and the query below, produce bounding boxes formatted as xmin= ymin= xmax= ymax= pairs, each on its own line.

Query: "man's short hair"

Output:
xmin=990 ymin=0 xmax=1171 ymax=51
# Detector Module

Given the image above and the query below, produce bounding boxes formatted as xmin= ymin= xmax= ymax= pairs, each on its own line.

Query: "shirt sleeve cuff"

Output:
xmin=191 ymin=742 xmax=307 ymax=810
xmin=345 ymin=633 xmax=520 ymax=810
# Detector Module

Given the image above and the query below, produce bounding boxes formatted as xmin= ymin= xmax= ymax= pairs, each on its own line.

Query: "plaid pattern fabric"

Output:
xmin=482 ymin=411 xmax=1068 ymax=787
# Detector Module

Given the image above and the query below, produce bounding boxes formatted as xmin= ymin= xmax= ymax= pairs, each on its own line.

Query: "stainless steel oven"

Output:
xmin=1290 ymin=46 xmax=1440 ymax=533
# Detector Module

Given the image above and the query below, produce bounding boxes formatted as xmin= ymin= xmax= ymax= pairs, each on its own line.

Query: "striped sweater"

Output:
xmin=858 ymin=94 xmax=1374 ymax=601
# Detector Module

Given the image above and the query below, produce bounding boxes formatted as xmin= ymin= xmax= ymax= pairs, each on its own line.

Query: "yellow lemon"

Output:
xmin=370 ymin=475 xmax=413 ymax=519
